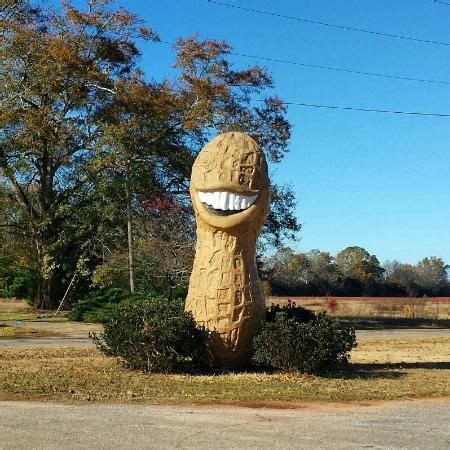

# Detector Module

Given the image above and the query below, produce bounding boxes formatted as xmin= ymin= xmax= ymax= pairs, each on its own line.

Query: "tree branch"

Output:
xmin=86 ymin=83 xmax=117 ymax=95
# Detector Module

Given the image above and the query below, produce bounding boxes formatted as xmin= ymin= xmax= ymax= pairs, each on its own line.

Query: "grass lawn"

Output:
xmin=0 ymin=311 xmax=40 ymax=321
xmin=0 ymin=324 xmax=61 ymax=339
xmin=0 ymin=337 xmax=449 ymax=404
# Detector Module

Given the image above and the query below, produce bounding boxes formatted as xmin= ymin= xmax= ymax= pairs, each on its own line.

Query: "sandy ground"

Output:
xmin=1 ymin=399 xmax=450 ymax=449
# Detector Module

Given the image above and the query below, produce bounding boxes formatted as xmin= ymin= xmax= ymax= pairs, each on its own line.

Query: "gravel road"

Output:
xmin=1 ymin=324 xmax=449 ymax=348
xmin=1 ymin=399 xmax=449 ymax=449
xmin=0 ymin=320 xmax=100 ymax=347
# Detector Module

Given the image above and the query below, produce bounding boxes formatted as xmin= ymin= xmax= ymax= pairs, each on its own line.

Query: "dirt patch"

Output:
xmin=202 ymin=399 xmax=383 ymax=410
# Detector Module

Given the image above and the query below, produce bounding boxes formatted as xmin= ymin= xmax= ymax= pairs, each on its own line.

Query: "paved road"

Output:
xmin=1 ymin=326 xmax=449 ymax=348
xmin=0 ymin=337 xmax=93 ymax=347
xmin=1 ymin=317 xmax=449 ymax=348
xmin=1 ymin=400 xmax=449 ymax=449
xmin=357 ymin=328 xmax=450 ymax=339
xmin=0 ymin=320 xmax=100 ymax=347
xmin=0 ymin=320 xmax=101 ymax=337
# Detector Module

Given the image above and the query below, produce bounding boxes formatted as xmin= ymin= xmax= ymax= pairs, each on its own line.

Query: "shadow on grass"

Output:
xmin=178 ymin=360 xmax=450 ymax=379
xmin=330 ymin=360 xmax=450 ymax=380
xmin=335 ymin=316 xmax=450 ymax=330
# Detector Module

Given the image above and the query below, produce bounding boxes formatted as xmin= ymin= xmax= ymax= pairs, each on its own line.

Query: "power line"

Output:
xmin=231 ymin=52 xmax=450 ymax=85
xmin=156 ymin=41 xmax=450 ymax=117
xmin=159 ymin=40 xmax=450 ymax=86
xmin=207 ymin=0 xmax=450 ymax=47
xmin=433 ymin=0 xmax=450 ymax=6
xmin=254 ymin=100 xmax=450 ymax=117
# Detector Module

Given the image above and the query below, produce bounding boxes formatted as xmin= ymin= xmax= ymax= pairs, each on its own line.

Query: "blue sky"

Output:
xmin=75 ymin=0 xmax=450 ymax=264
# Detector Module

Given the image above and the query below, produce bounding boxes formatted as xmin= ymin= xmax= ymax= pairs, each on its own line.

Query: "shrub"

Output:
xmin=91 ymin=296 xmax=211 ymax=373
xmin=266 ymin=300 xmax=316 ymax=323
xmin=68 ymin=288 xmax=145 ymax=322
xmin=253 ymin=310 xmax=357 ymax=374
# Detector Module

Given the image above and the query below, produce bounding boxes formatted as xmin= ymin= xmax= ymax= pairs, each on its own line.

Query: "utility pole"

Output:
xmin=125 ymin=161 xmax=135 ymax=292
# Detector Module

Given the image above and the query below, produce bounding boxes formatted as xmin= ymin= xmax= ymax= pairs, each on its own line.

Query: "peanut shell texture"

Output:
xmin=185 ymin=132 xmax=270 ymax=366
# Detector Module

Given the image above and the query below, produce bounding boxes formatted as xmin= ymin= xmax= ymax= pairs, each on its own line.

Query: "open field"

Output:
xmin=0 ymin=298 xmax=68 ymax=321
xmin=0 ymin=298 xmax=71 ymax=322
xmin=2 ymin=297 xmax=450 ymax=323
xmin=0 ymin=336 xmax=449 ymax=404
xmin=0 ymin=298 xmax=37 ymax=321
xmin=0 ymin=298 xmax=29 ymax=312
xmin=269 ymin=296 xmax=450 ymax=324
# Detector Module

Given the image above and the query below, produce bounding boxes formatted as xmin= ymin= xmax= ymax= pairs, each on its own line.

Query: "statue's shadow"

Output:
xmin=193 ymin=361 xmax=450 ymax=378
xmin=329 ymin=361 xmax=450 ymax=380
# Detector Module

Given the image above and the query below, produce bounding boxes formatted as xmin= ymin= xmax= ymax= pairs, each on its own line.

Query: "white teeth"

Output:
xmin=198 ymin=191 xmax=258 ymax=211
xmin=234 ymin=194 xmax=241 ymax=210
xmin=228 ymin=193 xmax=235 ymax=210
xmin=219 ymin=192 xmax=228 ymax=210
xmin=211 ymin=192 xmax=220 ymax=209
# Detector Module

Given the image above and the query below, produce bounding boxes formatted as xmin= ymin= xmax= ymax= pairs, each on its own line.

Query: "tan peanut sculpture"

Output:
xmin=185 ymin=132 xmax=270 ymax=366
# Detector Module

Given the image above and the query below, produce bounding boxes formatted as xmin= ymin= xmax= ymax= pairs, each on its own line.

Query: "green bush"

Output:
xmin=0 ymin=258 xmax=36 ymax=300
xmin=253 ymin=310 xmax=357 ymax=374
xmin=69 ymin=288 xmax=144 ymax=322
xmin=91 ymin=296 xmax=211 ymax=373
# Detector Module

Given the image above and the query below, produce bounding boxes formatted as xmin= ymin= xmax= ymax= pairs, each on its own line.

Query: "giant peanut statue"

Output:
xmin=185 ymin=132 xmax=270 ymax=366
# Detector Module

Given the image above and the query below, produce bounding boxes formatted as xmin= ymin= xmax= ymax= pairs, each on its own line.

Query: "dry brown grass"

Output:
xmin=0 ymin=324 xmax=61 ymax=338
xmin=352 ymin=337 xmax=450 ymax=364
xmin=0 ymin=298 xmax=29 ymax=312
xmin=0 ymin=298 xmax=36 ymax=321
xmin=0 ymin=337 xmax=448 ymax=404
xmin=269 ymin=296 xmax=450 ymax=321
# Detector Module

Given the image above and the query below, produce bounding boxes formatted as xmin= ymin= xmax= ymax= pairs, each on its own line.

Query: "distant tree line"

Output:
xmin=263 ymin=247 xmax=450 ymax=297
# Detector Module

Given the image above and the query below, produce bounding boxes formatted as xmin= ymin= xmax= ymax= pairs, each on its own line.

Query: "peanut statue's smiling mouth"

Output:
xmin=198 ymin=190 xmax=258 ymax=216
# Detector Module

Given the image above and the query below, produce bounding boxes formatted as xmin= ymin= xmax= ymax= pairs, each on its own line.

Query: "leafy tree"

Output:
xmin=1 ymin=0 xmax=160 ymax=307
xmin=305 ymin=249 xmax=337 ymax=294
xmin=92 ymin=197 xmax=195 ymax=298
xmin=384 ymin=260 xmax=420 ymax=297
xmin=0 ymin=184 xmax=36 ymax=299
xmin=264 ymin=247 xmax=307 ymax=294
xmin=416 ymin=257 xmax=448 ymax=295
xmin=1 ymin=1 xmax=299 ymax=308
xmin=265 ymin=247 xmax=339 ymax=295
xmin=336 ymin=246 xmax=383 ymax=295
